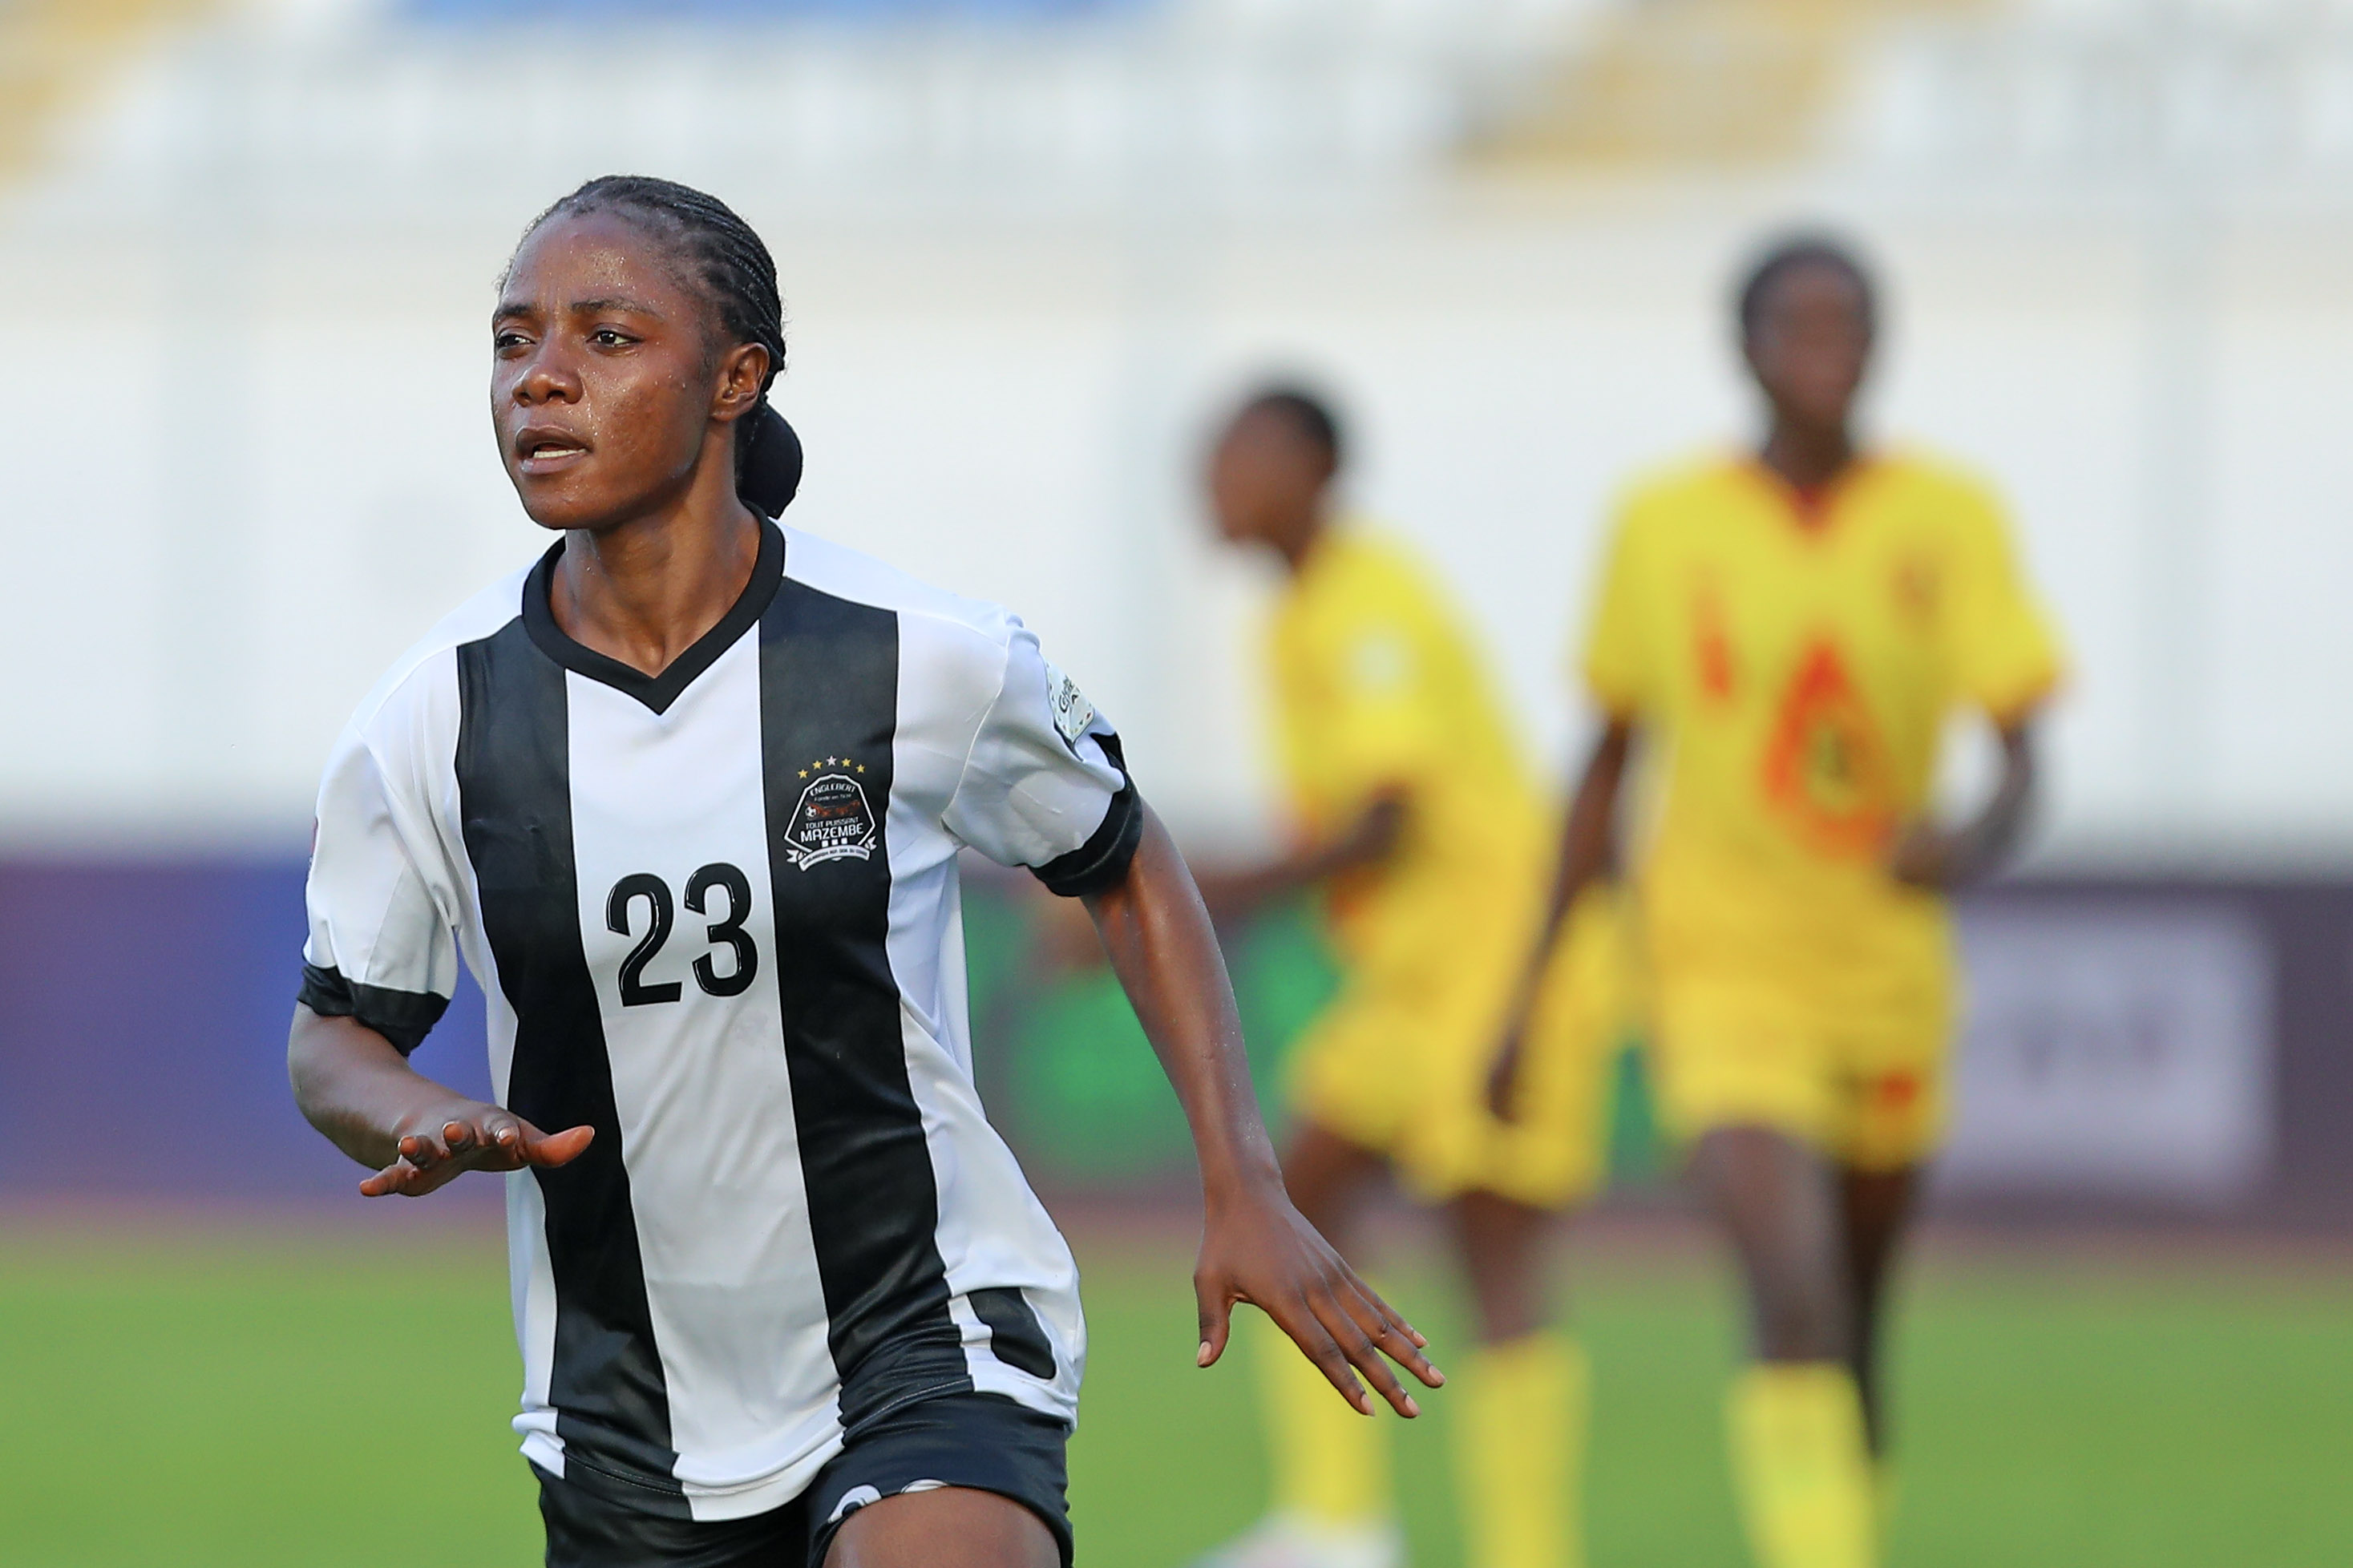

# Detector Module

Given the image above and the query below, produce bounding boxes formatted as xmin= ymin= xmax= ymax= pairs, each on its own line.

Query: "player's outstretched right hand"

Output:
xmin=358 ymin=1107 xmax=594 ymax=1198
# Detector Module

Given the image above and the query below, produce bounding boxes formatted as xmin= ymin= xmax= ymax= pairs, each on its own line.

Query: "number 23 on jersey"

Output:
xmin=604 ymin=863 xmax=758 ymax=1006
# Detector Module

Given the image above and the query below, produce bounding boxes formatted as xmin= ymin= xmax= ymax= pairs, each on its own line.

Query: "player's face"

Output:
xmin=1745 ymin=261 xmax=1872 ymax=434
xmin=491 ymin=212 xmax=730 ymax=532
xmin=1208 ymin=410 xmax=1328 ymax=549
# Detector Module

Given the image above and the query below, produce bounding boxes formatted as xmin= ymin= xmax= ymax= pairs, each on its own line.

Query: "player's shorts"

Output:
xmin=1285 ymin=887 xmax=1623 ymax=1210
xmin=1646 ymin=962 xmax=1951 ymax=1172
xmin=536 ymin=1391 xmax=1072 ymax=1568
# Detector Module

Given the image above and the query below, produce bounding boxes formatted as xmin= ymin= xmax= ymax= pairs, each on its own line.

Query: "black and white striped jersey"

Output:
xmin=299 ymin=519 xmax=1140 ymax=1522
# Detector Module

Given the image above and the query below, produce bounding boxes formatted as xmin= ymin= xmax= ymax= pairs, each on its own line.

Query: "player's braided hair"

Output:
xmin=1242 ymin=385 xmax=1346 ymax=475
xmin=516 ymin=175 xmax=801 ymax=515
xmin=1736 ymin=232 xmax=1877 ymax=341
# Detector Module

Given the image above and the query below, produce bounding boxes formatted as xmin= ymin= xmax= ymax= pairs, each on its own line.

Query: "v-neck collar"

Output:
xmin=524 ymin=519 xmax=786 ymax=715
xmin=1745 ymin=453 xmax=1874 ymax=539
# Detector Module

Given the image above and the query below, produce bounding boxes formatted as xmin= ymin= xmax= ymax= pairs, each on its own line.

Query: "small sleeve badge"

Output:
xmin=1044 ymin=663 xmax=1096 ymax=752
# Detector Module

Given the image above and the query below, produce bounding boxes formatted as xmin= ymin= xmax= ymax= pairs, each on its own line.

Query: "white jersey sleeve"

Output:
xmin=944 ymin=618 xmax=1142 ymax=896
xmin=298 ymin=717 xmax=463 ymax=1054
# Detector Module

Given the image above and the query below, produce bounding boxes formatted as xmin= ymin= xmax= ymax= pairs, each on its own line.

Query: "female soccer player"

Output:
xmin=287 ymin=176 xmax=1438 ymax=1568
xmin=1190 ymin=390 xmax=1621 ymax=1568
xmin=1492 ymin=236 xmax=2061 ymax=1568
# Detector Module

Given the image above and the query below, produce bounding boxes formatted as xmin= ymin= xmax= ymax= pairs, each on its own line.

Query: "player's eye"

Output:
xmin=589 ymin=328 xmax=637 ymax=349
xmin=493 ymin=329 xmax=531 ymax=353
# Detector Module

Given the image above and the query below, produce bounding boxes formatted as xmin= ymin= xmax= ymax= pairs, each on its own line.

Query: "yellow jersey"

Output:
xmin=1584 ymin=453 xmax=2061 ymax=1012
xmin=1268 ymin=526 xmax=1545 ymax=980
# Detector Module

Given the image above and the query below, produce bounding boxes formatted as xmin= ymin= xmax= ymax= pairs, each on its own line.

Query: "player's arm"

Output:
xmin=1898 ymin=482 xmax=2060 ymax=888
xmin=1888 ymin=711 xmax=2040 ymax=889
xmin=287 ymin=1005 xmax=592 ymax=1197
xmin=1187 ymin=787 xmax=1408 ymax=927
xmin=1083 ymin=803 xmax=1444 ymax=1416
xmin=1486 ymin=717 xmax=1635 ymax=1117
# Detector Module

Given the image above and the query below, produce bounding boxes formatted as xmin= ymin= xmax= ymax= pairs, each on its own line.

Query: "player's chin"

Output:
xmin=506 ymin=465 xmax=617 ymax=533
xmin=1797 ymin=374 xmax=1864 ymax=425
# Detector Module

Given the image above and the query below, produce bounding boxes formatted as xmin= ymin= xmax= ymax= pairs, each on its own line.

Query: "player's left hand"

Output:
xmin=1191 ymin=1182 xmax=1443 ymax=1417
xmin=1484 ymin=998 xmax=1537 ymax=1121
xmin=358 ymin=1105 xmax=595 ymax=1198
xmin=1886 ymin=819 xmax=1955 ymax=887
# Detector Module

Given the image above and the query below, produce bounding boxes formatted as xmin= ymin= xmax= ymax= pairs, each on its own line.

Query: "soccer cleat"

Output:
xmin=1190 ymin=1512 xmax=1405 ymax=1568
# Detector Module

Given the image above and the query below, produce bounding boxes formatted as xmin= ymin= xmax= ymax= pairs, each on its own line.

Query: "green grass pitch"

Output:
xmin=0 ymin=1216 xmax=2347 ymax=1566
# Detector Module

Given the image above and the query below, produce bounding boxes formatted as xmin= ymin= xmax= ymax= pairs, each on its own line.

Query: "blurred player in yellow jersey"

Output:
xmin=1191 ymin=388 xmax=1621 ymax=1568
xmin=1492 ymin=238 xmax=2064 ymax=1568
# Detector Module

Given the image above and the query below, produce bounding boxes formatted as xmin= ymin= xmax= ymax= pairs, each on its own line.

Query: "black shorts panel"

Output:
xmin=538 ymin=1392 xmax=1071 ymax=1568
xmin=804 ymin=1391 xmax=1071 ymax=1568
xmin=539 ymin=1470 xmax=804 ymax=1568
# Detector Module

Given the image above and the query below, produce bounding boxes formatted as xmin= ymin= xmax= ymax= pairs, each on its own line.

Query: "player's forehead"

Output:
xmin=498 ymin=208 xmax=696 ymax=321
xmin=1754 ymin=258 xmax=1870 ymax=330
xmin=1220 ymin=401 xmax=1321 ymax=459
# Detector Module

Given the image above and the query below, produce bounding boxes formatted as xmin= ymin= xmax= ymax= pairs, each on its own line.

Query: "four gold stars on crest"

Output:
xmin=796 ymin=756 xmax=868 ymax=779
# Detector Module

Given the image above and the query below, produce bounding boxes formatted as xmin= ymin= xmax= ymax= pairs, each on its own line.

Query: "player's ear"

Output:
xmin=714 ymin=341 xmax=770 ymax=420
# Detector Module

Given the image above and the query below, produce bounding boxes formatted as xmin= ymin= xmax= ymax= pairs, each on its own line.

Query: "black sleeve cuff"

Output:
xmin=1032 ymin=776 xmax=1145 ymax=899
xmin=298 ymin=963 xmax=450 ymax=1057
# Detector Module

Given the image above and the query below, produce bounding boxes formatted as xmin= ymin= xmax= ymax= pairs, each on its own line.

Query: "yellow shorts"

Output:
xmin=1285 ymin=889 xmax=1623 ymax=1210
xmin=1647 ymin=967 xmax=1951 ymax=1171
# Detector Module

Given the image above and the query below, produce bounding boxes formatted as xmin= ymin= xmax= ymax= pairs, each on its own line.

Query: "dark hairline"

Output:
xmin=503 ymin=186 xmax=781 ymax=390
xmin=499 ymin=209 xmax=716 ymax=346
xmin=1234 ymin=386 xmax=1345 ymax=471
xmin=1737 ymin=235 xmax=1877 ymax=339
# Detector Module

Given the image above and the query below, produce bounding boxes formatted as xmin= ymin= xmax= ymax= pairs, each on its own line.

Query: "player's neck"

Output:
xmin=550 ymin=487 xmax=764 ymax=679
xmin=1276 ymin=506 xmax=1334 ymax=576
xmin=1759 ymin=422 xmax=1856 ymax=509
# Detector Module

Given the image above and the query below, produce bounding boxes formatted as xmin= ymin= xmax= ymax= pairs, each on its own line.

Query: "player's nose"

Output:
xmin=509 ymin=346 xmax=581 ymax=406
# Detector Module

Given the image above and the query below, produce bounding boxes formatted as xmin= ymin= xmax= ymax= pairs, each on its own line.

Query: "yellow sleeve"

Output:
xmin=1309 ymin=606 xmax=1447 ymax=802
xmin=1579 ymin=502 xmax=1652 ymax=717
xmin=1945 ymin=483 xmax=2063 ymax=721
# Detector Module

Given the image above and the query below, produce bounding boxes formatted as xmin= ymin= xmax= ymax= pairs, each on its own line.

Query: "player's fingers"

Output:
xmin=395 ymin=1130 xmax=447 ymax=1170
xmin=1333 ymin=1273 xmax=1442 ymax=1384
xmin=1340 ymin=1268 xmax=1430 ymax=1350
xmin=1308 ymin=1287 xmax=1419 ymax=1417
xmin=524 ymin=1125 xmax=596 ymax=1167
xmin=1192 ymin=1273 xmax=1234 ymax=1368
xmin=400 ymin=1160 xmax=466 ymax=1196
xmin=358 ymin=1159 xmax=418 ymax=1198
xmin=1268 ymin=1295 xmax=1374 ymax=1416
xmin=1333 ymin=1279 xmax=1438 ymax=1377
xmin=461 ymin=1113 xmax=532 ymax=1171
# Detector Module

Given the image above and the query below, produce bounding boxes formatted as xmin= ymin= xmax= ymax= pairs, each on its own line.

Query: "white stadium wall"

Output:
xmin=2 ymin=0 xmax=2351 ymax=874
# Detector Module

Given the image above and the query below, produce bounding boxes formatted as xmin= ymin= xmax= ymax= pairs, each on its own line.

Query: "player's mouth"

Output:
xmin=514 ymin=427 xmax=592 ymax=475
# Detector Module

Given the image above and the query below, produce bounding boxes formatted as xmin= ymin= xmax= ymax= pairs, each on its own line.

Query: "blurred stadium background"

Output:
xmin=3 ymin=0 xmax=2351 ymax=1562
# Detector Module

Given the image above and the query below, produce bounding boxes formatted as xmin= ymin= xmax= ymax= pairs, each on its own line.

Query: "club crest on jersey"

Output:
xmin=784 ymin=758 xmax=879 ymax=869
xmin=1045 ymin=662 xmax=1094 ymax=752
